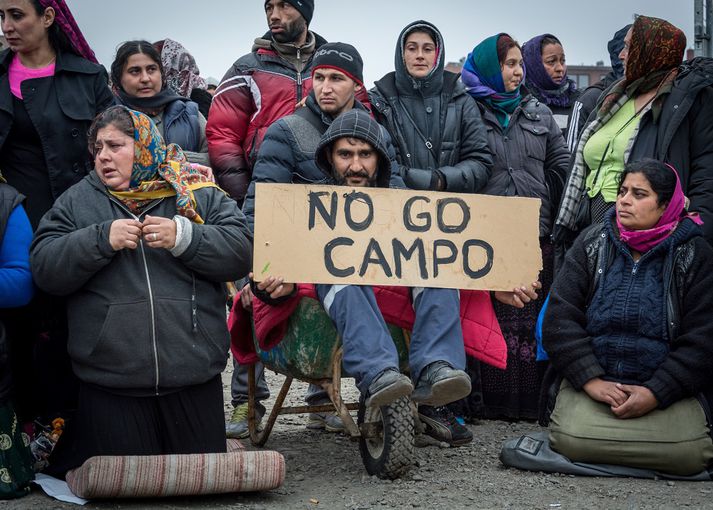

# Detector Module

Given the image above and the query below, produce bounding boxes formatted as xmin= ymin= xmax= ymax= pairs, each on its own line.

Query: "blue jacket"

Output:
xmin=162 ymin=99 xmax=201 ymax=152
xmin=0 ymin=184 xmax=33 ymax=402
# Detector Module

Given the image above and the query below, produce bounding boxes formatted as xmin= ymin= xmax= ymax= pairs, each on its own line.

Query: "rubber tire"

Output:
xmin=357 ymin=396 xmax=414 ymax=479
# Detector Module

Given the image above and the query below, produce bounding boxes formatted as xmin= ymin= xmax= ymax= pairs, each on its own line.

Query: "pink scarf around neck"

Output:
xmin=617 ymin=164 xmax=703 ymax=253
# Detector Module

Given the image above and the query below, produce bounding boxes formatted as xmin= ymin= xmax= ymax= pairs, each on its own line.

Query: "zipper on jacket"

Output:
xmin=296 ymin=68 xmax=303 ymax=103
xmin=107 ymin=196 xmax=164 ymax=395
xmin=138 ymin=238 xmax=160 ymax=395
xmin=191 ymin=273 xmax=197 ymax=333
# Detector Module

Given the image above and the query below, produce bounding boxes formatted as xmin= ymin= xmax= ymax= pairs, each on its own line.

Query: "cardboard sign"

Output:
xmin=253 ymin=183 xmax=542 ymax=291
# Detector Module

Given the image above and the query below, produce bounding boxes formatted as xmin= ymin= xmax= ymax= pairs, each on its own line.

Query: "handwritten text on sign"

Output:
xmin=253 ymin=184 xmax=542 ymax=291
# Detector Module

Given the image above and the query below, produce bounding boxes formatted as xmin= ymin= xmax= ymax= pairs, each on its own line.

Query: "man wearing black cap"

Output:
xmin=242 ymin=42 xmax=404 ymax=231
xmin=252 ymin=109 xmax=471 ymax=415
xmin=211 ymin=0 xmax=325 ymax=440
xmin=233 ymin=43 xmax=405 ymax=437
xmin=206 ymin=0 xmax=323 ymax=206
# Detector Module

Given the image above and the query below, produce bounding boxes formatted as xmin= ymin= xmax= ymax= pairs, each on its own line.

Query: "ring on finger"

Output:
xmin=152 ymin=233 xmax=158 ymax=241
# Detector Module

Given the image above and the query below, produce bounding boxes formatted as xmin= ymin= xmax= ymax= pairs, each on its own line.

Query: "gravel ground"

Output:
xmin=7 ymin=366 xmax=713 ymax=509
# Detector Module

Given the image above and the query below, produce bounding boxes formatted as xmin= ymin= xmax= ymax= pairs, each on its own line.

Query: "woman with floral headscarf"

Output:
xmin=0 ymin=0 xmax=113 ymax=452
xmin=553 ymin=15 xmax=713 ymax=260
xmin=30 ymin=106 xmax=252 ymax=472
xmin=458 ymin=33 xmax=569 ymax=421
xmin=521 ymin=33 xmax=579 ymax=140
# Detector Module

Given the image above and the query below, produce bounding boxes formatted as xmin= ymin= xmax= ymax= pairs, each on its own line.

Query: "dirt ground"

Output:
xmin=7 ymin=366 xmax=713 ymax=510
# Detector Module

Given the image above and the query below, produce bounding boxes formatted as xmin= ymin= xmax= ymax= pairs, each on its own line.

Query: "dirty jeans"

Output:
xmin=316 ymin=284 xmax=465 ymax=395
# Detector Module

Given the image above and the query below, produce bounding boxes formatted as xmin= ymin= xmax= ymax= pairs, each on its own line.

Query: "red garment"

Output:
xmin=229 ymin=285 xmax=506 ymax=370
xmin=206 ymin=43 xmax=318 ymax=203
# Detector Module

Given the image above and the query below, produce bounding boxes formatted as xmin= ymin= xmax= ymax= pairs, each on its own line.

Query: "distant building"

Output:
xmin=567 ymin=62 xmax=610 ymax=89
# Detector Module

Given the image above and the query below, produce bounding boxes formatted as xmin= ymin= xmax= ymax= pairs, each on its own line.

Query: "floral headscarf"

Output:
xmin=108 ymin=108 xmax=217 ymax=223
xmin=39 ymin=0 xmax=97 ymax=63
xmin=159 ymin=38 xmax=207 ymax=97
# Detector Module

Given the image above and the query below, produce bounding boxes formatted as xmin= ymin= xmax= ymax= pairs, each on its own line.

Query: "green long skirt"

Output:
xmin=0 ymin=403 xmax=33 ymax=499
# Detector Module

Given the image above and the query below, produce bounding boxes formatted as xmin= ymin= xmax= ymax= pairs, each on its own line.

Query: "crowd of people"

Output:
xmin=1 ymin=0 xmax=712 ymax=499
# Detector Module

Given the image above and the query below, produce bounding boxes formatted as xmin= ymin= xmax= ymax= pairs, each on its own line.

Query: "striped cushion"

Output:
xmin=65 ymin=450 xmax=284 ymax=499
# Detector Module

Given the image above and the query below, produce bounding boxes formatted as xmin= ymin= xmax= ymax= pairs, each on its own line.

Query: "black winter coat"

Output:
xmin=544 ymin=217 xmax=713 ymax=410
xmin=0 ymin=49 xmax=114 ymax=203
xmin=475 ymin=96 xmax=570 ymax=236
xmin=369 ymin=20 xmax=492 ymax=193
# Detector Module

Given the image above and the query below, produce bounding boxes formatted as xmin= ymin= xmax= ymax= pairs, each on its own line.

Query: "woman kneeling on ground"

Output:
xmin=542 ymin=158 xmax=713 ymax=476
xmin=30 ymin=105 xmax=252 ymax=475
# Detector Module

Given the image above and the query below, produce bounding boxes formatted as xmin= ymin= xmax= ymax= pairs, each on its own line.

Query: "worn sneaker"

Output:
xmin=411 ymin=361 xmax=471 ymax=407
xmin=226 ymin=402 xmax=264 ymax=439
xmin=418 ymin=405 xmax=473 ymax=446
xmin=365 ymin=368 xmax=414 ymax=408
xmin=306 ymin=412 xmax=346 ymax=433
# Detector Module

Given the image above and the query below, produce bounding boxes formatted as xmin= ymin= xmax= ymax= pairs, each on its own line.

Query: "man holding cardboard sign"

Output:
xmin=253 ymin=109 xmax=473 ymax=410
xmin=234 ymin=42 xmax=406 ymax=436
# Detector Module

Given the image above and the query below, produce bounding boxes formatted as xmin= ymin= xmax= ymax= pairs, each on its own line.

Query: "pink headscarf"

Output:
xmin=39 ymin=0 xmax=98 ymax=63
xmin=617 ymin=163 xmax=704 ymax=253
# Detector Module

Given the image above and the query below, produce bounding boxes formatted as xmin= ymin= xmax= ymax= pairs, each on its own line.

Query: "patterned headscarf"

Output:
xmin=158 ymin=38 xmax=207 ymax=97
xmin=108 ymin=108 xmax=217 ymax=223
xmin=521 ymin=34 xmax=578 ymax=108
xmin=39 ymin=0 xmax=97 ymax=63
xmin=461 ymin=34 xmax=524 ymax=128
xmin=598 ymin=16 xmax=685 ymax=118
xmin=624 ymin=15 xmax=686 ymax=92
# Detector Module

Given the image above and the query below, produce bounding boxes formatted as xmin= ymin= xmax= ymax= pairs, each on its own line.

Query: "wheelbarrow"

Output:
xmin=246 ymin=296 xmax=417 ymax=479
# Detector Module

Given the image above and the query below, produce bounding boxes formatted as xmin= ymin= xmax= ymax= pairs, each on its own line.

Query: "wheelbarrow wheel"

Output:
xmin=357 ymin=396 xmax=414 ymax=479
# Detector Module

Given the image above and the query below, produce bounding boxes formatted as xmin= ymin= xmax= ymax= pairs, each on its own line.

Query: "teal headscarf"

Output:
xmin=461 ymin=34 xmax=524 ymax=128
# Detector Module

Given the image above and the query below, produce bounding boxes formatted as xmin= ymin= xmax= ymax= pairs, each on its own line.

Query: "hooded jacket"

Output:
xmin=242 ymin=94 xmax=405 ymax=232
xmin=369 ymin=21 xmax=492 ymax=193
xmin=30 ymin=172 xmax=252 ymax=393
xmin=206 ymin=31 xmax=327 ymax=204
xmin=314 ymin=108 xmax=392 ymax=187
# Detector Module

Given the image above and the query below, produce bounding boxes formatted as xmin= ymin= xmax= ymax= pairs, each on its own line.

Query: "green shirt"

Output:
xmin=583 ymin=99 xmax=641 ymax=202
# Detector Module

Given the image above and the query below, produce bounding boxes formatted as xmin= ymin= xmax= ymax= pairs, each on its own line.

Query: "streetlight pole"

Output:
xmin=695 ymin=0 xmax=713 ymax=57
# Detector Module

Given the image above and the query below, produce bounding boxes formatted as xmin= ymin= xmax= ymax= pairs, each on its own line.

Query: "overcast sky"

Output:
xmin=66 ymin=0 xmax=695 ymax=87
